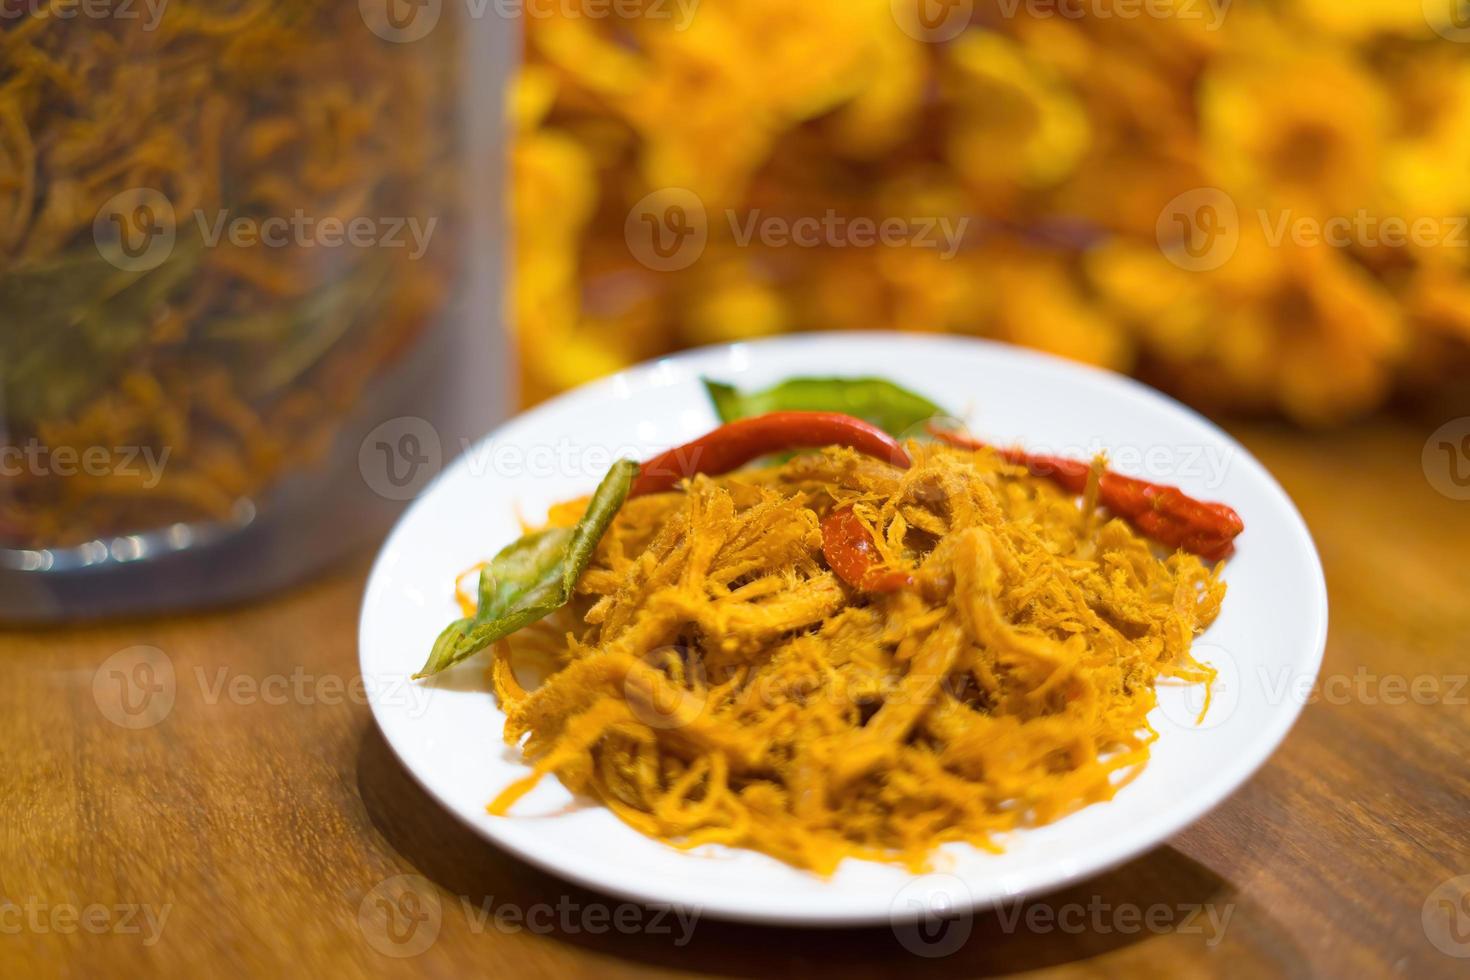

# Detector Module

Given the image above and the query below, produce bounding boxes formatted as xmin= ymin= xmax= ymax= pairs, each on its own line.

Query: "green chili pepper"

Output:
xmin=414 ymin=458 xmax=638 ymax=678
xmin=703 ymin=376 xmax=948 ymax=438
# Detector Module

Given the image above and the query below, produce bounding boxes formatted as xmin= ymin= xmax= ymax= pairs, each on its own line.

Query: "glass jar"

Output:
xmin=0 ymin=2 xmax=509 ymax=619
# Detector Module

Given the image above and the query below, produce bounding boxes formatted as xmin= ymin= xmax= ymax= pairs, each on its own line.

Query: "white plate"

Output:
xmin=359 ymin=333 xmax=1328 ymax=926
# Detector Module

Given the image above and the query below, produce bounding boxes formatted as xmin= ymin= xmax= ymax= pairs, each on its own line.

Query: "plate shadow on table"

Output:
xmin=356 ymin=722 xmax=1298 ymax=976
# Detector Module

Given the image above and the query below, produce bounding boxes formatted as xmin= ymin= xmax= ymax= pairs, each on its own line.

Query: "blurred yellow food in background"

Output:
xmin=511 ymin=0 xmax=1470 ymax=424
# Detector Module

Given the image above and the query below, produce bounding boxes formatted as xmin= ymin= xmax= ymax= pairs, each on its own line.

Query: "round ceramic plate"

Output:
xmin=359 ymin=333 xmax=1328 ymax=926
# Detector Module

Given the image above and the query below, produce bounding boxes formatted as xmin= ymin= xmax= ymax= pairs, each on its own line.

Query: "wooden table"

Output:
xmin=4 ymin=420 xmax=1467 ymax=978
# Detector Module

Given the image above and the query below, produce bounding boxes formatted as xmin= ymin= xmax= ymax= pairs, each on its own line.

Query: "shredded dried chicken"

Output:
xmin=486 ymin=442 xmax=1224 ymax=874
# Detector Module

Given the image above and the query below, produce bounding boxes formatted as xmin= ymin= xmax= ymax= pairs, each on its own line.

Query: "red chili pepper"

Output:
xmin=629 ymin=411 xmax=1241 ymax=597
xmin=929 ymin=424 xmax=1244 ymax=561
xmin=820 ymin=508 xmax=913 ymax=593
xmin=629 ymin=411 xmax=911 ymax=497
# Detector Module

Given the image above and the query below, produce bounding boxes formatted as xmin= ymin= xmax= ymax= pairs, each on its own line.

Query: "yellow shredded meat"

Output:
xmin=486 ymin=442 xmax=1225 ymax=874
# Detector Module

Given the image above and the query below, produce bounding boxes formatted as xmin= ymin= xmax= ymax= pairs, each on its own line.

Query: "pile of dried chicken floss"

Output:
xmin=488 ymin=442 xmax=1224 ymax=873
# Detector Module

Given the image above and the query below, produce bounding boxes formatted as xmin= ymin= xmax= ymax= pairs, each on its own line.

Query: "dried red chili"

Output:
xmin=629 ymin=411 xmax=910 ymax=497
xmin=929 ymin=424 xmax=1244 ymax=561
xmin=819 ymin=508 xmax=913 ymax=593
xmin=626 ymin=411 xmax=1243 ymax=597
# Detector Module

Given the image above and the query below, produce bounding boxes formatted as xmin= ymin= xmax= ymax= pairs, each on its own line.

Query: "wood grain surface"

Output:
xmin=3 ymin=419 xmax=1467 ymax=978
